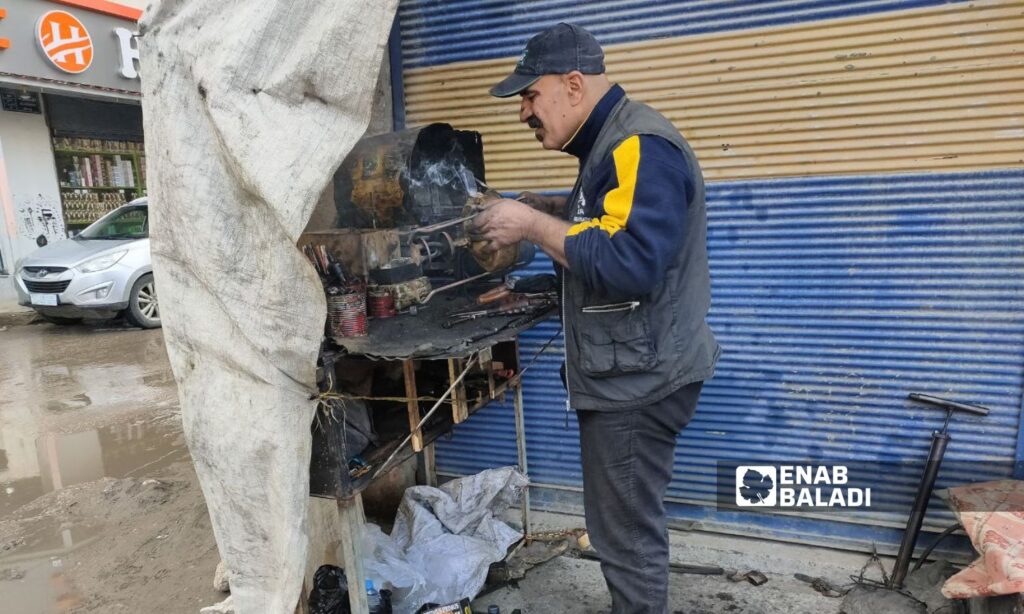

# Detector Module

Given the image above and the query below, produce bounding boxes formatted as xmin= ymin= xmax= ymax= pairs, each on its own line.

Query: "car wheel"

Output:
xmin=40 ymin=314 xmax=83 ymax=326
xmin=125 ymin=273 xmax=161 ymax=329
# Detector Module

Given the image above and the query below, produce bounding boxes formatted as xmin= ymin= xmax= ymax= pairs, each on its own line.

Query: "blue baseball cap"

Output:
xmin=489 ymin=23 xmax=606 ymax=98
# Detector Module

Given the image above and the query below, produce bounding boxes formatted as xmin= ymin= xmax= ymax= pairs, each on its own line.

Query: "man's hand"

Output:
xmin=516 ymin=192 xmax=568 ymax=216
xmin=473 ymin=199 xmax=540 ymax=248
xmin=473 ymin=198 xmax=573 ymax=268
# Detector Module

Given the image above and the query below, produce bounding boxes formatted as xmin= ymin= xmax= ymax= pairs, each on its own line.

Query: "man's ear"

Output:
xmin=565 ymin=71 xmax=586 ymax=106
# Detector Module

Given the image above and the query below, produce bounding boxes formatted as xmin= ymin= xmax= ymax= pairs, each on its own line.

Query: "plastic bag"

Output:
xmin=309 ymin=565 xmax=350 ymax=614
xmin=309 ymin=565 xmax=393 ymax=614
xmin=363 ymin=467 xmax=527 ymax=614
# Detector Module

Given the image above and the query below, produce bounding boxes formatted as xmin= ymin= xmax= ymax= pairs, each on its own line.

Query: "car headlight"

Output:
xmin=77 ymin=250 xmax=128 ymax=273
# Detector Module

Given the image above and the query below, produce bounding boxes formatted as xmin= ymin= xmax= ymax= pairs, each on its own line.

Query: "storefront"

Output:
xmin=0 ymin=0 xmax=142 ymax=303
xmin=396 ymin=0 xmax=1024 ymax=554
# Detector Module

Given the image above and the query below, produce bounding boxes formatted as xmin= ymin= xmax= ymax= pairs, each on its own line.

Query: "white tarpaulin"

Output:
xmin=140 ymin=1 xmax=398 ymax=611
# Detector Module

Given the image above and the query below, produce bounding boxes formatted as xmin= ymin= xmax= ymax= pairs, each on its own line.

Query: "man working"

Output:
xmin=473 ymin=23 xmax=721 ymax=613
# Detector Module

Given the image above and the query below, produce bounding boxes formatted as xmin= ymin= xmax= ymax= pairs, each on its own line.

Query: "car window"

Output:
xmin=79 ymin=206 xmax=148 ymax=240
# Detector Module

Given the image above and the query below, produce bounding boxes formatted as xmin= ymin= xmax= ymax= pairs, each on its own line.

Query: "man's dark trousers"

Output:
xmin=577 ymin=381 xmax=703 ymax=614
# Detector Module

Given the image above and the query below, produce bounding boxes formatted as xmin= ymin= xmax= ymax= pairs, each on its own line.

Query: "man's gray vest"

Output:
xmin=562 ymin=95 xmax=720 ymax=410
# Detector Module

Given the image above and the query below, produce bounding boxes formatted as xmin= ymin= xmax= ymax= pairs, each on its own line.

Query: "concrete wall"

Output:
xmin=0 ymin=103 xmax=65 ymax=304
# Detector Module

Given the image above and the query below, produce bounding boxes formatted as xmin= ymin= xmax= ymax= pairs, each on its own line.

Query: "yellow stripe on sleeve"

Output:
xmin=566 ymin=135 xmax=641 ymax=238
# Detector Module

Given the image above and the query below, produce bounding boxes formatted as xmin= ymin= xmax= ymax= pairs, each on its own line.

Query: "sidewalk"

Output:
xmin=472 ymin=510 xmax=872 ymax=614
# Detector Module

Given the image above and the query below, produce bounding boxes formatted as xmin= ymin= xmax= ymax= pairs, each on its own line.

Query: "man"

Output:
xmin=474 ymin=23 xmax=721 ymax=613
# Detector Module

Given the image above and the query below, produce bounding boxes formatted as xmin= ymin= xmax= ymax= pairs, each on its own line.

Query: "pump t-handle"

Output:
xmin=908 ymin=393 xmax=990 ymax=417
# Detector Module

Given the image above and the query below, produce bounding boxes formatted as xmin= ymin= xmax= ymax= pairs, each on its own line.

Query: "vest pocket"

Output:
xmin=576 ymin=302 xmax=657 ymax=377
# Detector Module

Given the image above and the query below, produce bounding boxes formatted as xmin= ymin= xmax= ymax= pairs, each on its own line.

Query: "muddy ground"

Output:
xmin=0 ymin=322 xmax=222 ymax=613
xmin=0 ymin=321 xmax=858 ymax=613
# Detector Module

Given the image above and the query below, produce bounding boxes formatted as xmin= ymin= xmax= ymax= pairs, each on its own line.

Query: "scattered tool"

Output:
xmin=443 ymin=293 xmax=556 ymax=328
xmin=578 ymin=549 xmax=724 ymax=576
xmin=728 ymin=570 xmax=769 ymax=586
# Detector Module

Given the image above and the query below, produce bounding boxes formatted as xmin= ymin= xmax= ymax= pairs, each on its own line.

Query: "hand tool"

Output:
xmin=477 ymin=285 xmax=511 ymax=305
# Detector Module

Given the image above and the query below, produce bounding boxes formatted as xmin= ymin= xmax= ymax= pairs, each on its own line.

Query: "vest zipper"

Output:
xmin=580 ymin=301 xmax=640 ymax=314
xmin=562 ymin=271 xmax=572 ymax=428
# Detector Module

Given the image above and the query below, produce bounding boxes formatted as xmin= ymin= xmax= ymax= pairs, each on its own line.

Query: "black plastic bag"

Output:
xmin=308 ymin=566 xmax=393 ymax=614
xmin=309 ymin=565 xmax=350 ymax=614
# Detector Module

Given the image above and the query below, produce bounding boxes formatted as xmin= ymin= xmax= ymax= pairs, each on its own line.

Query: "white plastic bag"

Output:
xmin=363 ymin=467 xmax=528 ymax=613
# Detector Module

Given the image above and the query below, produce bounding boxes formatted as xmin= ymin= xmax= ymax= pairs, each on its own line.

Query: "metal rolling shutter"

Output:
xmin=410 ymin=0 xmax=1024 ymax=548
xmin=435 ymin=169 xmax=1024 ymax=548
xmin=44 ymin=94 xmax=143 ymax=141
xmin=399 ymin=0 xmax=1022 ymax=190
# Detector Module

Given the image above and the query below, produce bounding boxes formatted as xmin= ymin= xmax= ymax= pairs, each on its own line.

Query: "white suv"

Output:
xmin=14 ymin=199 xmax=159 ymax=328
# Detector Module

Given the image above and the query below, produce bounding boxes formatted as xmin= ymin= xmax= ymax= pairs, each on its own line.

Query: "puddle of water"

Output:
xmin=0 ymin=418 xmax=189 ymax=612
xmin=0 ymin=325 xmax=189 ymax=611
xmin=0 ymin=518 xmax=101 ymax=613
xmin=0 ymin=419 xmax=189 ymax=517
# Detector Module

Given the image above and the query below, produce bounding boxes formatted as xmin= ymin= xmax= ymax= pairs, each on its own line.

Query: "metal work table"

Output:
xmin=312 ymin=295 xmax=550 ymax=613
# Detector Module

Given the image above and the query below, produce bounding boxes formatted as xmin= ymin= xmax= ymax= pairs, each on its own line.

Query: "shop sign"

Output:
xmin=0 ymin=86 xmax=40 ymax=112
xmin=36 ymin=10 xmax=93 ymax=74
xmin=0 ymin=0 xmax=140 ymax=95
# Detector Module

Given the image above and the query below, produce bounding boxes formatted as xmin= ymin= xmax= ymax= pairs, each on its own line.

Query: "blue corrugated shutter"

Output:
xmin=437 ymin=168 xmax=1024 ymax=548
xmin=398 ymin=0 xmax=969 ymax=68
xmin=407 ymin=0 xmax=1024 ymax=549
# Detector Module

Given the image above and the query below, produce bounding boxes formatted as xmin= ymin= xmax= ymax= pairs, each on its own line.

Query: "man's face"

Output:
xmin=519 ymin=75 xmax=579 ymax=151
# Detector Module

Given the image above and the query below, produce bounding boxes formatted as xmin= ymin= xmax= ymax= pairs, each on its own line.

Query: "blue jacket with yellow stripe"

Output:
xmin=563 ymin=85 xmax=694 ymax=300
xmin=557 ymin=85 xmax=720 ymax=411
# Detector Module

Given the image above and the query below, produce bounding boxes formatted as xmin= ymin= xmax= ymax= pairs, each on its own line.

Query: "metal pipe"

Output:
xmin=421 ymin=271 xmax=491 ymax=304
xmin=514 ymin=383 xmax=531 ymax=536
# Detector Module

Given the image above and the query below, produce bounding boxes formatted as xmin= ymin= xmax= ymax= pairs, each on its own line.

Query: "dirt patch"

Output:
xmin=0 ymin=461 xmax=222 ymax=613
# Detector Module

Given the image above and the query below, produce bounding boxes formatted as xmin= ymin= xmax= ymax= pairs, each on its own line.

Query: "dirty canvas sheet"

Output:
xmin=942 ymin=480 xmax=1024 ymax=599
xmin=363 ymin=467 xmax=528 ymax=613
xmin=140 ymin=1 xmax=398 ymax=611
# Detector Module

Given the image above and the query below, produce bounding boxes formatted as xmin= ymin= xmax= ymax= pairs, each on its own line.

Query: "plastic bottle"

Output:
xmin=366 ymin=579 xmax=383 ymax=613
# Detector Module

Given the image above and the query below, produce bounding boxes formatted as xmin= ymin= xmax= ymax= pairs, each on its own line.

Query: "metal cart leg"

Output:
xmin=337 ymin=494 xmax=368 ymax=614
xmin=513 ymin=382 xmax=531 ymax=536
xmin=423 ymin=443 xmax=437 ymax=487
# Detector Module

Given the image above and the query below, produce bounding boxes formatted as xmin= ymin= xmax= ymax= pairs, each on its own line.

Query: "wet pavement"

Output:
xmin=0 ymin=321 xmax=189 ymax=613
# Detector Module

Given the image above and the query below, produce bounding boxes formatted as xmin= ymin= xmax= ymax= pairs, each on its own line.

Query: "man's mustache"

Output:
xmin=526 ymin=116 xmax=543 ymax=129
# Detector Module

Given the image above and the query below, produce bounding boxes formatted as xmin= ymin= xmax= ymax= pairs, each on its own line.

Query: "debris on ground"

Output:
xmin=0 ymin=567 xmax=25 ymax=581
xmin=728 ymin=569 xmax=769 ymax=585
xmin=903 ymin=560 xmax=960 ymax=613
xmin=840 ymin=585 xmax=926 ymax=614
xmin=487 ymin=532 xmax=574 ymax=585
xmin=214 ymin=560 xmax=233 ymax=592
xmin=795 ymin=573 xmax=850 ymax=597
xmin=839 ymin=559 xmax=962 ymax=614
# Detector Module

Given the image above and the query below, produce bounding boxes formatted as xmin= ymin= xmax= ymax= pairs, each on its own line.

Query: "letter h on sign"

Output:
xmin=114 ymin=28 xmax=140 ymax=79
